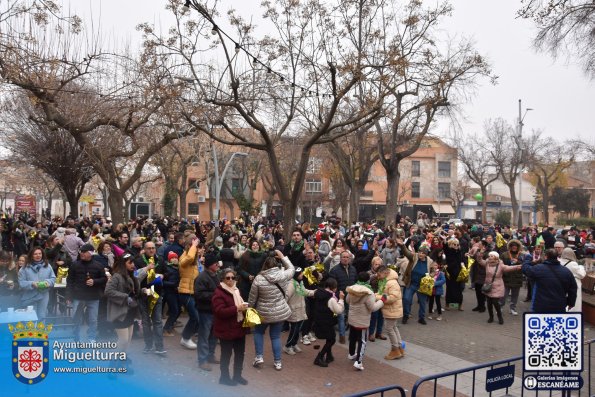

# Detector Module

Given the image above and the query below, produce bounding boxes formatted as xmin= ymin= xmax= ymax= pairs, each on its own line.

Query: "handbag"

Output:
xmin=481 ymin=262 xmax=499 ymax=294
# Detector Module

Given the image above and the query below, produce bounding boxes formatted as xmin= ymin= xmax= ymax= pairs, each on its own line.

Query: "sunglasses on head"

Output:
xmin=225 ymin=276 xmax=236 ymax=280
xmin=123 ymin=254 xmax=132 ymax=259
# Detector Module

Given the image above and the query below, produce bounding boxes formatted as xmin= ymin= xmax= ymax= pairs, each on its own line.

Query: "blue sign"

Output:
xmin=486 ymin=365 xmax=515 ymax=392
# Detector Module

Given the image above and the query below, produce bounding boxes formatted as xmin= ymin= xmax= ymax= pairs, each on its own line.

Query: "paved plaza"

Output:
xmin=120 ymin=287 xmax=595 ymax=396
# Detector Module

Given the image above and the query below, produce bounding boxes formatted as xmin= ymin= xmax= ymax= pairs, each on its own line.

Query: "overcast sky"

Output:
xmin=69 ymin=0 xmax=595 ymax=142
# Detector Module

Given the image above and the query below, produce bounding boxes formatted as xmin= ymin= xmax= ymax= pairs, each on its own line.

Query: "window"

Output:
xmin=305 ymin=179 xmax=322 ymax=193
xmin=231 ymin=178 xmax=242 ymax=195
xmin=362 ymin=190 xmax=374 ymax=197
xmin=307 ymin=157 xmax=322 ymax=174
xmin=438 ymin=161 xmax=451 ymax=178
xmin=188 ymin=203 xmax=199 ymax=215
xmin=438 ymin=182 xmax=451 ymax=199
xmin=188 ymin=178 xmax=199 ymax=190
xmin=412 ymin=161 xmax=420 ymax=177
xmin=411 ymin=182 xmax=420 ymax=198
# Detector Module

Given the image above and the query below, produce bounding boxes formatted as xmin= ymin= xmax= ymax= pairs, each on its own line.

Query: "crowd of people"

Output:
xmin=0 ymin=210 xmax=592 ymax=386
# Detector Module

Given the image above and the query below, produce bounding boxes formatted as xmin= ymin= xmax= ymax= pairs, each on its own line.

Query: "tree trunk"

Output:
xmin=107 ymin=189 xmax=126 ymax=224
xmin=507 ymin=183 xmax=519 ymax=227
xmin=542 ymin=180 xmax=550 ymax=225
xmin=64 ymin=191 xmax=79 ymax=219
xmin=384 ymin=167 xmax=401 ymax=225
xmin=481 ymin=186 xmax=488 ymax=224
xmin=179 ymin=189 xmax=187 ymax=218
xmin=283 ymin=201 xmax=298 ymax=240
xmin=349 ymin=189 xmax=360 ymax=224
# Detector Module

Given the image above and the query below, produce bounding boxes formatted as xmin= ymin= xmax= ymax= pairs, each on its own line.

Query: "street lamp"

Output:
xmin=517 ymin=99 xmax=533 ymax=229
xmin=213 ymin=148 xmax=248 ymax=220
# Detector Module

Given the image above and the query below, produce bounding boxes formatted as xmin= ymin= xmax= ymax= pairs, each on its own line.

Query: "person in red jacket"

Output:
xmin=212 ymin=268 xmax=249 ymax=386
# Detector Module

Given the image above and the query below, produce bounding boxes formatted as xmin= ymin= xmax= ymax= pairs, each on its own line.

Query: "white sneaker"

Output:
xmin=292 ymin=345 xmax=302 ymax=353
xmin=308 ymin=332 xmax=317 ymax=342
xmin=353 ymin=361 xmax=364 ymax=371
xmin=347 ymin=353 xmax=357 ymax=360
xmin=273 ymin=361 xmax=282 ymax=371
xmin=511 ymin=309 xmax=518 ymax=316
xmin=302 ymin=335 xmax=311 ymax=345
xmin=180 ymin=338 xmax=197 ymax=350
xmin=252 ymin=356 xmax=264 ymax=368
xmin=436 ymin=316 xmax=442 ymax=321
xmin=427 ymin=315 xmax=433 ymax=320
xmin=283 ymin=346 xmax=295 ymax=355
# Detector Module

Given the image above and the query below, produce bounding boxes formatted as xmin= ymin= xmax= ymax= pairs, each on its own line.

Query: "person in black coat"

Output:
xmin=66 ymin=244 xmax=107 ymax=342
xmin=194 ymin=253 xmax=221 ymax=371
xmin=162 ymin=251 xmax=181 ymax=336
xmin=328 ymin=251 xmax=357 ymax=344
xmin=283 ymin=229 xmax=307 ymax=270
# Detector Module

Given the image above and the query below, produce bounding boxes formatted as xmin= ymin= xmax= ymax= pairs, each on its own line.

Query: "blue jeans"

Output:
xmin=197 ymin=311 xmax=216 ymax=364
xmin=403 ymin=286 xmax=428 ymax=320
xmin=254 ymin=322 xmax=283 ymax=362
xmin=337 ymin=302 xmax=350 ymax=337
xmin=72 ymin=299 xmax=99 ymax=341
xmin=140 ymin=296 xmax=164 ymax=350
xmin=179 ymin=293 xmax=199 ymax=340
xmin=369 ymin=310 xmax=384 ymax=335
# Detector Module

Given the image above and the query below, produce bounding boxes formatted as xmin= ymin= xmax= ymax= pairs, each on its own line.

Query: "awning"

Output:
xmin=432 ymin=204 xmax=455 ymax=214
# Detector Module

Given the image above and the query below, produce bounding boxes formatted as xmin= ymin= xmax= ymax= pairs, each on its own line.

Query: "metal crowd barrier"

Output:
xmin=345 ymin=339 xmax=594 ymax=397
xmin=344 ymin=385 xmax=407 ymax=397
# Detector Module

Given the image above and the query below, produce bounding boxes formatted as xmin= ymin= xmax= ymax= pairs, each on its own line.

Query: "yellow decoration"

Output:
xmin=145 ymin=283 xmax=159 ymax=315
xmin=303 ymin=263 xmax=325 ymax=286
xmin=56 ymin=266 xmax=68 ymax=284
xmin=242 ymin=308 xmax=262 ymax=328
xmin=496 ymin=232 xmax=506 ymax=249
xmin=418 ymin=273 xmax=434 ymax=296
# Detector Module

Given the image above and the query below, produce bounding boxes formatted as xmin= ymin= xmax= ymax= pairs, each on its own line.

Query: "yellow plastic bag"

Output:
xmin=418 ymin=273 xmax=435 ymax=296
xmin=242 ymin=308 xmax=262 ymax=328
xmin=457 ymin=257 xmax=475 ymax=282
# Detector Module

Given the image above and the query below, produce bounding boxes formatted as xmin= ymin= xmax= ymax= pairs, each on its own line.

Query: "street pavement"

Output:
xmin=122 ymin=286 xmax=594 ymax=397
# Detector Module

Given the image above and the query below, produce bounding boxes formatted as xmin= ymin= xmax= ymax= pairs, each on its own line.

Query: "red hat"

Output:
xmin=318 ymin=223 xmax=326 ymax=230
xmin=168 ymin=251 xmax=179 ymax=261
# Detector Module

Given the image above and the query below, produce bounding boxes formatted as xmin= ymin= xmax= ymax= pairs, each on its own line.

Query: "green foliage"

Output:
xmin=494 ymin=211 xmax=511 ymax=226
xmin=233 ymin=192 xmax=259 ymax=214
xmin=551 ymin=187 xmax=590 ymax=217
xmin=556 ymin=217 xmax=595 ymax=229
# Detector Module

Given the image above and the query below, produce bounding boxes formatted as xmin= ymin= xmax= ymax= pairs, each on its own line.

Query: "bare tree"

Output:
xmin=456 ymin=133 xmax=499 ymax=224
xmin=1 ymin=93 xmax=95 ymax=212
xmin=144 ymin=0 xmax=387 ymax=235
xmin=518 ymin=0 xmax=595 ymax=78
xmin=527 ymin=138 xmax=574 ymax=224
xmin=0 ymin=9 xmax=196 ymax=223
xmin=375 ymin=1 xmax=492 ymax=224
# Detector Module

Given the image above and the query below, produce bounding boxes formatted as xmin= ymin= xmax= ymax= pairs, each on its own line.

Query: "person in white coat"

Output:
xmin=560 ymin=248 xmax=586 ymax=312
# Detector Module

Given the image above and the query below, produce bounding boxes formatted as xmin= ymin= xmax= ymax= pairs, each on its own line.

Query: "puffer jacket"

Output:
xmin=286 ymin=279 xmax=315 ymax=322
xmin=178 ymin=246 xmax=199 ymax=294
xmin=346 ymin=284 xmax=384 ymax=328
xmin=378 ymin=269 xmax=403 ymax=319
xmin=248 ymin=257 xmax=295 ymax=323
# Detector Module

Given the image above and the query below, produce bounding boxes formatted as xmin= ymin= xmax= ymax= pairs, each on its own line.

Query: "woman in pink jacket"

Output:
xmin=475 ymin=251 xmax=522 ymax=325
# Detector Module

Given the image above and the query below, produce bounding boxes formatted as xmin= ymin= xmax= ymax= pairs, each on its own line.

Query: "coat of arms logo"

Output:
xmin=9 ymin=321 xmax=52 ymax=385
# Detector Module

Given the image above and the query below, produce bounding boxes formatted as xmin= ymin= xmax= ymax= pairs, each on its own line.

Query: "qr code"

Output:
xmin=524 ymin=313 xmax=582 ymax=371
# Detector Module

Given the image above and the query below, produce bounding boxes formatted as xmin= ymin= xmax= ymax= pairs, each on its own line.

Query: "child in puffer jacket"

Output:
xmin=428 ymin=265 xmax=446 ymax=321
xmin=346 ymin=272 xmax=385 ymax=371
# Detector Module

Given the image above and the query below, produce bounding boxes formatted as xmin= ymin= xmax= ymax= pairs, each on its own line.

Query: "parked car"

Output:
xmin=447 ymin=218 xmax=463 ymax=227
